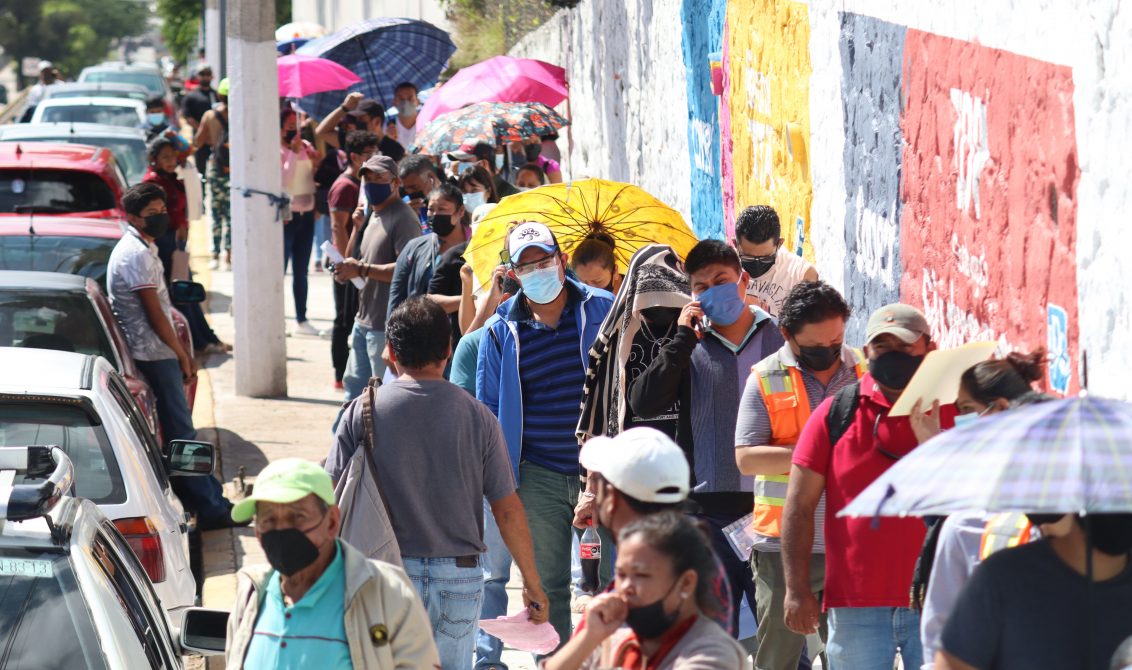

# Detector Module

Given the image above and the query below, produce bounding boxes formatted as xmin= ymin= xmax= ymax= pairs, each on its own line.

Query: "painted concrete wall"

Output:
xmin=515 ymin=0 xmax=1131 ymax=399
xmin=510 ymin=0 xmax=693 ymax=224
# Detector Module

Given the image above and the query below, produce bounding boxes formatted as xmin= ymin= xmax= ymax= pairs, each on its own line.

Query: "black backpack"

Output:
xmin=825 ymin=381 xmax=861 ymax=447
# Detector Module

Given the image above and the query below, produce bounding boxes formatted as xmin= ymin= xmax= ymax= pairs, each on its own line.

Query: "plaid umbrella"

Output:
xmin=840 ymin=395 xmax=1132 ymax=518
xmin=411 ymin=101 xmax=568 ymax=155
xmin=296 ymin=18 xmax=455 ymax=119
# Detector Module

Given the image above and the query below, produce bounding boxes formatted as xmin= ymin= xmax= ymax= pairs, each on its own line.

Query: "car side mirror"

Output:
xmin=177 ymin=607 xmax=228 ymax=656
xmin=170 ymin=280 xmax=206 ymax=304
xmin=166 ymin=439 xmax=215 ymax=476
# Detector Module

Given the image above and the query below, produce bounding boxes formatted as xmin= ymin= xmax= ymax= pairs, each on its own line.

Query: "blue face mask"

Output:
xmin=364 ymin=182 xmax=392 ymax=205
xmin=697 ymin=281 xmax=746 ymax=326
xmin=953 ymin=412 xmax=979 ymax=429
xmin=147 ymin=112 xmax=165 ymax=126
xmin=494 ymin=153 xmax=505 ymax=171
xmin=519 ymin=264 xmax=564 ymax=304
xmin=463 ymin=190 xmax=486 ymax=212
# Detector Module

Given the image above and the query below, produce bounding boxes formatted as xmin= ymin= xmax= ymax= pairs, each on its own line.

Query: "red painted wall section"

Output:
xmin=899 ymin=29 xmax=1080 ymax=393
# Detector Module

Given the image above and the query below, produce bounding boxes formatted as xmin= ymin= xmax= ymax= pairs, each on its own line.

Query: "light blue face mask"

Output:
xmin=697 ymin=281 xmax=746 ymax=326
xmin=494 ymin=153 xmax=505 ymax=171
xmin=953 ymin=412 xmax=979 ymax=428
xmin=463 ymin=190 xmax=486 ymax=212
xmin=147 ymin=112 xmax=165 ymax=125
xmin=518 ymin=264 xmax=564 ymax=304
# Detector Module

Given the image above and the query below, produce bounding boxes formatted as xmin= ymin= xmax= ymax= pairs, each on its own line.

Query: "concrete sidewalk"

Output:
xmin=188 ymin=217 xmax=539 ymax=669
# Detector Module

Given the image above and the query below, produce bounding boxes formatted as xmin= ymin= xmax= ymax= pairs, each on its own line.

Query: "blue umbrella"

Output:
xmin=295 ymin=18 xmax=456 ymax=119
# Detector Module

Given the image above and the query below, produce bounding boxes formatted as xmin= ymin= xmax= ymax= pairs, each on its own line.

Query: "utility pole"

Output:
xmin=228 ymin=0 xmax=288 ymax=397
xmin=204 ymin=0 xmax=222 ymax=71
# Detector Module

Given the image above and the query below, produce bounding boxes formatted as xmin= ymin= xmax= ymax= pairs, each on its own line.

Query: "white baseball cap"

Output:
xmin=579 ymin=427 xmax=690 ymax=504
xmin=506 ymin=221 xmax=558 ymax=263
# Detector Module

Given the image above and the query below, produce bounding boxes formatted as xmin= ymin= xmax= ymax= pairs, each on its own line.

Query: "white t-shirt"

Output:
xmin=395 ymin=116 xmax=417 ymax=151
xmin=745 ymin=247 xmax=816 ymax=317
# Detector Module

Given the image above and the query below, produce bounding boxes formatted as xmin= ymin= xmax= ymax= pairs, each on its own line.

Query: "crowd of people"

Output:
xmin=100 ymin=75 xmax=1132 ymax=669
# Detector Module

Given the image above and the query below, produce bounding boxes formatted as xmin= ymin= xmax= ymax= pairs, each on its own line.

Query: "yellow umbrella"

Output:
xmin=465 ymin=178 xmax=699 ymax=288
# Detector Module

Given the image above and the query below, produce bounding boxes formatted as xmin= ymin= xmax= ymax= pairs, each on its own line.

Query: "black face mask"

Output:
xmin=141 ymin=213 xmax=170 ymax=239
xmin=639 ymin=307 xmax=679 ymax=332
xmin=624 ymin=580 xmax=681 ymax=639
xmin=868 ymin=350 xmax=925 ymax=390
xmin=524 ymin=143 xmax=542 ymax=162
xmin=1079 ymin=514 xmax=1132 ymax=556
xmin=283 ymin=129 xmax=297 ymax=143
xmin=404 ymin=190 xmax=426 ymax=202
xmin=741 ymin=255 xmax=776 ymax=279
xmin=1026 ymin=513 xmax=1065 ymax=527
xmin=260 ymin=524 xmax=323 ymax=577
xmin=796 ymin=343 xmax=841 ymax=372
xmin=429 ymin=213 xmax=456 ymax=237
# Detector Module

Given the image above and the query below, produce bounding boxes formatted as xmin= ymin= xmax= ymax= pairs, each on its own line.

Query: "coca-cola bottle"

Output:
xmin=580 ymin=519 xmax=601 ymax=594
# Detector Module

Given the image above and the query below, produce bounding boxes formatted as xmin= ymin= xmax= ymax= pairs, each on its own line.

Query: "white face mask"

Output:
xmin=463 ymin=191 xmax=486 ymax=212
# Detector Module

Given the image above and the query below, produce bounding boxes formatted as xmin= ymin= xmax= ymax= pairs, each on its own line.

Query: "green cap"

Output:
xmin=865 ymin=303 xmax=931 ymax=345
xmin=230 ymin=458 xmax=335 ymax=523
xmin=217 ymin=77 xmax=230 ymax=96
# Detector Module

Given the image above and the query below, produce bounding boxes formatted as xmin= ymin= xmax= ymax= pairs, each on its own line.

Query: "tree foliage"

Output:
xmin=156 ymin=0 xmax=200 ymax=65
xmin=0 ymin=0 xmax=149 ymax=86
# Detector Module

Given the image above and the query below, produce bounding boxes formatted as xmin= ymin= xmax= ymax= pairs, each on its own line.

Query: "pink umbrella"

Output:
xmin=417 ymin=55 xmax=568 ymax=126
xmin=277 ymin=54 xmax=361 ymax=98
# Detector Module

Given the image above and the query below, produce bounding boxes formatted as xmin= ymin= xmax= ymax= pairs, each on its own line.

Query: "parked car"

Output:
xmin=0 ymin=348 xmax=209 ymax=625
xmin=79 ymin=63 xmax=175 ymax=123
xmin=0 ymin=142 xmax=128 ymax=219
xmin=0 ymin=446 xmax=223 ymax=667
xmin=44 ymin=81 xmax=152 ymax=104
xmin=0 ymin=123 xmax=149 ymax=185
xmin=31 ymin=97 xmax=148 ymax=128
xmin=0 ymin=221 xmax=198 ymax=406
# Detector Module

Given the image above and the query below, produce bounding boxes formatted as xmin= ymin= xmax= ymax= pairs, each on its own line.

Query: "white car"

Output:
xmin=31 ymin=97 xmax=147 ymax=128
xmin=0 ymin=347 xmax=209 ymax=625
xmin=0 ymin=446 xmax=224 ymax=667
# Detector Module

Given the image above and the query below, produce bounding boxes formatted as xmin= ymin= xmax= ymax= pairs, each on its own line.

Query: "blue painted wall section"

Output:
xmin=680 ymin=0 xmax=727 ymax=241
xmin=838 ymin=13 xmax=907 ymax=343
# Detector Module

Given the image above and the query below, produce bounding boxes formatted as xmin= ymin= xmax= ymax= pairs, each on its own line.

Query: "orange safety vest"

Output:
xmin=979 ymin=512 xmax=1033 ymax=560
xmin=751 ymin=349 xmax=866 ymax=539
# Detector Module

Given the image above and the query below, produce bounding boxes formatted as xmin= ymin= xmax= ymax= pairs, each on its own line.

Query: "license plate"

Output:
xmin=0 ymin=558 xmax=54 ymax=578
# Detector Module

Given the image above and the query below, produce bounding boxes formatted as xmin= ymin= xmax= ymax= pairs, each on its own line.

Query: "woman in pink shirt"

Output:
xmin=280 ymin=108 xmax=323 ymax=336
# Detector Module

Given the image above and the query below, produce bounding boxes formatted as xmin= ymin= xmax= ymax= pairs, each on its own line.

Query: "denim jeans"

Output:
xmin=282 ymin=209 xmax=315 ymax=323
xmin=342 ymin=323 xmax=387 ymax=401
xmin=402 ymin=556 xmax=484 ymax=670
xmin=135 ymin=358 xmax=229 ymax=521
xmin=826 ymin=606 xmax=923 ymax=670
xmin=475 ymin=498 xmax=512 ymax=669
xmin=517 ymin=461 xmax=613 ymax=652
xmin=313 ymin=213 xmax=330 ymax=261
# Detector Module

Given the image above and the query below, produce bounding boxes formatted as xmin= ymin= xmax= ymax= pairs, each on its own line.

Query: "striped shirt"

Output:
xmin=734 ymin=344 xmax=860 ymax=552
xmin=517 ymin=300 xmax=586 ymax=475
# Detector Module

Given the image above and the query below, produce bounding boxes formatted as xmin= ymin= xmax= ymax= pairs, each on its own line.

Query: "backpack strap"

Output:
xmin=361 ymin=379 xmax=396 ymax=527
xmin=826 ymin=381 xmax=861 ymax=448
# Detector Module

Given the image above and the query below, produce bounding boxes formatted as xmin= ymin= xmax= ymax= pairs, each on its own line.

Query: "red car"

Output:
xmin=0 ymin=217 xmax=197 ymax=434
xmin=0 ymin=142 xmax=129 ymax=220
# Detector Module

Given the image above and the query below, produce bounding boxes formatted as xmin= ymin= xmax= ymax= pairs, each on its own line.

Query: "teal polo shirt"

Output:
xmin=244 ymin=541 xmax=353 ymax=669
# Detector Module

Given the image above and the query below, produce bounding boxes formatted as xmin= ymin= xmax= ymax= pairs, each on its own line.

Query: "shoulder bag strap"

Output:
xmin=361 ymin=380 xmax=396 ymax=525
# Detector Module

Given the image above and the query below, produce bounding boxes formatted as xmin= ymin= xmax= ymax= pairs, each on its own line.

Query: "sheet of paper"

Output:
xmin=320 ymin=241 xmax=365 ymax=290
xmin=478 ymin=610 xmax=560 ymax=654
xmin=888 ymin=341 xmax=998 ymax=416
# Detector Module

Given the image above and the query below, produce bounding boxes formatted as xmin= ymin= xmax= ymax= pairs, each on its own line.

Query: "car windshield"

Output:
xmin=0 ymin=235 xmax=116 ymax=291
xmin=7 ymin=137 xmax=146 ymax=185
xmin=82 ymin=72 xmax=164 ymax=96
xmin=0 ymin=169 xmax=117 ymax=215
xmin=51 ymin=89 xmax=149 ymax=103
xmin=0 ymin=291 xmax=118 ymax=363
xmin=39 ymin=105 xmax=140 ymax=128
xmin=0 ymin=404 xmax=125 ymax=504
xmin=0 ymin=548 xmax=106 ymax=669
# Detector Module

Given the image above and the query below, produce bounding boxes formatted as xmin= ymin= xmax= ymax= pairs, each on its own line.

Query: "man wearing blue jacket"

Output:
xmin=477 ymin=221 xmax=614 ymax=651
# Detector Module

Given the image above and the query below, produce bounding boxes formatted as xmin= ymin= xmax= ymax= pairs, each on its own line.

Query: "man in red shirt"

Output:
xmin=781 ymin=303 xmax=955 ymax=669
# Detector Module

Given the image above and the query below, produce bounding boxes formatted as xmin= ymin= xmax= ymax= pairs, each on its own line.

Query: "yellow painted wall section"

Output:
xmin=726 ymin=0 xmax=814 ymax=260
